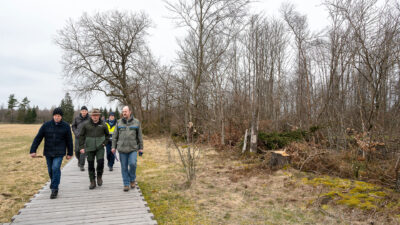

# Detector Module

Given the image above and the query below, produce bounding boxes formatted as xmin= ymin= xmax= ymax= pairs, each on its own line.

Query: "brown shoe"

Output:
xmin=123 ymin=186 xmax=129 ymax=192
xmin=89 ymin=180 xmax=96 ymax=189
xmin=130 ymin=181 xmax=136 ymax=189
xmin=97 ymin=176 xmax=103 ymax=186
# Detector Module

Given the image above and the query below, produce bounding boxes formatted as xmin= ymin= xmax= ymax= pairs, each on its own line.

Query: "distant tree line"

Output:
xmin=3 ymin=94 xmax=38 ymax=124
xmin=0 ymin=93 xmax=120 ymax=124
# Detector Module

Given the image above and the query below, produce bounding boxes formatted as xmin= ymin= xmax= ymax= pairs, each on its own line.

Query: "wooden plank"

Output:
xmin=13 ymin=211 xmax=154 ymax=223
xmin=17 ymin=204 xmax=150 ymax=215
xmin=10 ymin=158 xmax=157 ymax=224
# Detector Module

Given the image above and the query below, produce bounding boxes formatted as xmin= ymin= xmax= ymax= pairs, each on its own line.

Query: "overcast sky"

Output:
xmin=0 ymin=0 xmax=328 ymax=110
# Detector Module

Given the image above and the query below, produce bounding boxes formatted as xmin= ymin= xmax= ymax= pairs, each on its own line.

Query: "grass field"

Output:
xmin=1 ymin=124 xmax=399 ymax=224
xmin=0 ymin=124 xmax=51 ymax=222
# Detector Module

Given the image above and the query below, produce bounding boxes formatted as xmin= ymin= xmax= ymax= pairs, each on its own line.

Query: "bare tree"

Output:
xmin=55 ymin=10 xmax=154 ymax=117
xmin=281 ymin=3 xmax=313 ymax=129
xmin=166 ymin=0 xmax=249 ymax=132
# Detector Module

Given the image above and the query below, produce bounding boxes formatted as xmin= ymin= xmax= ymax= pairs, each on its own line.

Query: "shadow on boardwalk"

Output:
xmin=7 ymin=158 xmax=157 ymax=225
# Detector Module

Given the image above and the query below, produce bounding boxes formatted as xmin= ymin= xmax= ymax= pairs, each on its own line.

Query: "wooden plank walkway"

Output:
xmin=9 ymin=158 xmax=157 ymax=225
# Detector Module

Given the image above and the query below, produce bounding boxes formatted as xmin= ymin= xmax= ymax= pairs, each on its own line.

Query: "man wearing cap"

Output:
xmin=71 ymin=106 xmax=89 ymax=171
xmin=112 ymin=106 xmax=143 ymax=192
xmin=105 ymin=112 xmax=117 ymax=171
xmin=79 ymin=109 xmax=110 ymax=189
xmin=30 ymin=107 xmax=73 ymax=199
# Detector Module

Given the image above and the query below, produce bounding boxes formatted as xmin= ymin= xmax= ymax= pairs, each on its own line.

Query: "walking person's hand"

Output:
xmin=30 ymin=153 xmax=36 ymax=158
xmin=66 ymin=155 xmax=72 ymax=160
xmin=80 ymin=149 xmax=85 ymax=154
xmin=138 ymin=149 xmax=143 ymax=157
xmin=111 ymin=148 xmax=116 ymax=154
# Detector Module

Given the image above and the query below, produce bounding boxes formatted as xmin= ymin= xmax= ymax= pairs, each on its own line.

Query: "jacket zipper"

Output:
xmin=94 ymin=122 xmax=97 ymax=149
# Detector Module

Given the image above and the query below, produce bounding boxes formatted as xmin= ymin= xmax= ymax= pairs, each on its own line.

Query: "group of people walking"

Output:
xmin=29 ymin=105 xmax=143 ymax=199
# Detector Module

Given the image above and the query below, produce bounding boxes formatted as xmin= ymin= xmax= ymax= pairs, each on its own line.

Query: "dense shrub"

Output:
xmin=258 ymin=129 xmax=308 ymax=150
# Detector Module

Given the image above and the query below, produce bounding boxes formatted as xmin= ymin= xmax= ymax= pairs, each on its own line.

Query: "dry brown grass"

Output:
xmin=139 ymin=137 xmax=400 ymax=224
xmin=2 ymin=125 xmax=399 ymax=224
xmin=0 ymin=124 xmax=70 ymax=223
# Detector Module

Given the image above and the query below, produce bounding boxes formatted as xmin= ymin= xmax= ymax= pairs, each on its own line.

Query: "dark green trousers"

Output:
xmin=86 ymin=147 xmax=105 ymax=180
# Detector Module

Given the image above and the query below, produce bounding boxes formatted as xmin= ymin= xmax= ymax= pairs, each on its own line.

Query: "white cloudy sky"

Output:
xmin=0 ymin=0 xmax=328 ymax=110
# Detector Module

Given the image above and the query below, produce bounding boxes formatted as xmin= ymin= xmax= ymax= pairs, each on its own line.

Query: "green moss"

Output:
xmin=321 ymin=204 xmax=330 ymax=210
xmin=337 ymin=197 xmax=361 ymax=207
xmin=359 ymin=201 xmax=378 ymax=210
xmin=352 ymin=193 xmax=368 ymax=199
xmin=371 ymin=191 xmax=387 ymax=197
xmin=323 ymin=191 xmax=339 ymax=197
xmin=302 ymin=175 xmax=392 ymax=212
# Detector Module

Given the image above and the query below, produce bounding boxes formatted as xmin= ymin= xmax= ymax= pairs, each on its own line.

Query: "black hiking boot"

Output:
xmin=109 ymin=167 xmax=113 ymax=171
xmin=89 ymin=180 xmax=96 ymax=189
xmin=50 ymin=189 xmax=58 ymax=199
xmin=80 ymin=166 xmax=85 ymax=171
xmin=97 ymin=175 xmax=103 ymax=186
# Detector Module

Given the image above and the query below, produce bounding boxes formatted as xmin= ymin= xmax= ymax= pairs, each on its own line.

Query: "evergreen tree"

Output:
xmin=60 ymin=93 xmax=74 ymax=124
xmin=7 ymin=94 xmax=18 ymax=123
xmin=104 ymin=107 xmax=108 ymax=119
xmin=114 ymin=107 xmax=120 ymax=120
xmin=17 ymin=97 xmax=30 ymax=123
xmin=24 ymin=106 xmax=37 ymax=124
xmin=99 ymin=107 xmax=105 ymax=120
xmin=31 ymin=107 xmax=37 ymax=123
xmin=24 ymin=108 xmax=32 ymax=123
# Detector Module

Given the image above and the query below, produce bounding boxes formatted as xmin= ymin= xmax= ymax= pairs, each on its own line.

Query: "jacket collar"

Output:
xmin=122 ymin=115 xmax=134 ymax=124
xmin=107 ymin=119 xmax=116 ymax=126
xmin=52 ymin=119 xmax=62 ymax=126
xmin=90 ymin=118 xmax=102 ymax=125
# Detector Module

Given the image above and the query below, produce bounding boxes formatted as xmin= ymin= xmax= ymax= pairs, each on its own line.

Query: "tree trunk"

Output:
xmin=242 ymin=129 xmax=248 ymax=153
xmin=269 ymin=151 xmax=290 ymax=169
xmin=250 ymin=119 xmax=258 ymax=153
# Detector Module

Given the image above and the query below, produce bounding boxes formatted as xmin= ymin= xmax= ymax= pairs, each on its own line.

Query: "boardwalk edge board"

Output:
xmin=9 ymin=158 xmax=157 ymax=225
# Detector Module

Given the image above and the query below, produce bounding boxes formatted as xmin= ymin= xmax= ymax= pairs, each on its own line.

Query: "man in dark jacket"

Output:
xmin=79 ymin=108 xmax=110 ymax=189
xmin=71 ymin=106 xmax=89 ymax=171
xmin=30 ymin=107 xmax=73 ymax=199
xmin=105 ymin=112 xmax=116 ymax=171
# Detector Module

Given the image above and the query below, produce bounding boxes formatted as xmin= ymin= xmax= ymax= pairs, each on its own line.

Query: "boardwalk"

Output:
xmin=9 ymin=158 xmax=157 ymax=225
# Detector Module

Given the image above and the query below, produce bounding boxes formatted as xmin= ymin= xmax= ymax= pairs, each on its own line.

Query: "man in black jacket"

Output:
xmin=71 ymin=106 xmax=89 ymax=171
xmin=30 ymin=107 xmax=73 ymax=199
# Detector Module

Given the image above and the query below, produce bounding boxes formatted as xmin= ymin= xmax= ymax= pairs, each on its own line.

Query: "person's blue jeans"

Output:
xmin=45 ymin=156 xmax=63 ymax=190
xmin=106 ymin=142 xmax=115 ymax=168
xmin=119 ymin=151 xmax=137 ymax=186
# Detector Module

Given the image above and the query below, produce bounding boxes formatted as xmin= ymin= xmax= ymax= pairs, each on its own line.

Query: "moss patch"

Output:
xmin=303 ymin=176 xmax=391 ymax=211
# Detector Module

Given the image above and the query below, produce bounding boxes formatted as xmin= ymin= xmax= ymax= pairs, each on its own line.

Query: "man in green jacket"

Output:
xmin=79 ymin=109 xmax=110 ymax=189
xmin=112 ymin=106 xmax=143 ymax=192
